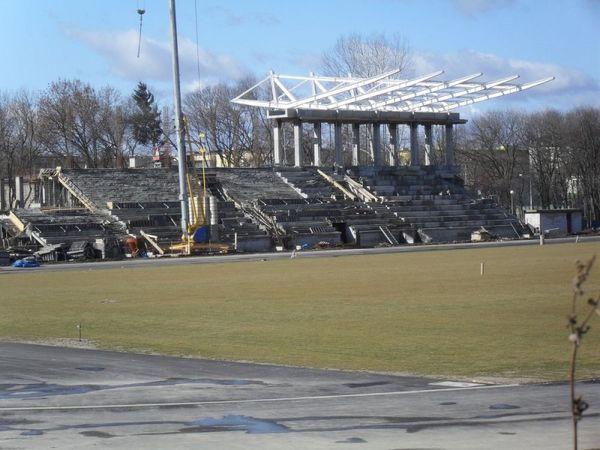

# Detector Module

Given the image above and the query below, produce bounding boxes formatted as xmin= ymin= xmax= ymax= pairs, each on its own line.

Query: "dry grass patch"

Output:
xmin=1 ymin=242 xmax=599 ymax=380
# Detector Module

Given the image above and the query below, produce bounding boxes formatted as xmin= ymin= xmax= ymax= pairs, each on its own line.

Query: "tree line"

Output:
xmin=457 ymin=108 xmax=600 ymax=223
xmin=0 ymin=33 xmax=598 ymax=223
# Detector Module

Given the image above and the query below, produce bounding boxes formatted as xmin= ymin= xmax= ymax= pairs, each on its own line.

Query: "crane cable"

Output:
xmin=136 ymin=0 xmax=146 ymax=58
xmin=193 ymin=0 xmax=202 ymax=84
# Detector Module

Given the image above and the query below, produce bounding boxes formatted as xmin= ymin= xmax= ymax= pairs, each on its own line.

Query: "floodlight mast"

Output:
xmin=169 ymin=0 xmax=189 ymax=234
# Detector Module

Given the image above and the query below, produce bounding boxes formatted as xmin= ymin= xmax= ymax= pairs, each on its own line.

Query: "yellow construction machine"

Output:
xmin=168 ymin=118 xmax=229 ymax=255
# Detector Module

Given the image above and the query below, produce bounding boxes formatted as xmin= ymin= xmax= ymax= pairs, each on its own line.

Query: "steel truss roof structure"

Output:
xmin=231 ymin=69 xmax=554 ymax=115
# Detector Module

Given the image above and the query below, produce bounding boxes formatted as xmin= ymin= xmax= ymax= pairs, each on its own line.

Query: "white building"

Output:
xmin=524 ymin=209 xmax=583 ymax=235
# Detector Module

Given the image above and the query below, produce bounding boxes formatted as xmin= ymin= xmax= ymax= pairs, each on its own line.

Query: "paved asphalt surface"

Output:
xmin=1 ymin=235 xmax=599 ymax=274
xmin=0 ymin=343 xmax=598 ymax=449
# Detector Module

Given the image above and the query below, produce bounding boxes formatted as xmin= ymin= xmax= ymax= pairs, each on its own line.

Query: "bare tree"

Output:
xmin=318 ymin=33 xmax=411 ymax=167
xmin=37 ymin=80 xmax=131 ymax=168
xmin=565 ymin=107 xmax=600 ymax=224
xmin=0 ymin=92 xmax=42 ymax=203
xmin=185 ymin=77 xmax=273 ymax=167
xmin=459 ymin=110 xmax=528 ymax=208
xmin=524 ymin=110 xmax=565 ymax=208
xmin=320 ymin=33 xmax=411 ymax=77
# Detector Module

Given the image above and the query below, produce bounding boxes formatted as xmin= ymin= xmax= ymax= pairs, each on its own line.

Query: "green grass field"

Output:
xmin=1 ymin=242 xmax=599 ymax=380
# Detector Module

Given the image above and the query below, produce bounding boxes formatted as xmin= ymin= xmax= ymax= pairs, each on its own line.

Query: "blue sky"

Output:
xmin=1 ymin=0 xmax=599 ymax=112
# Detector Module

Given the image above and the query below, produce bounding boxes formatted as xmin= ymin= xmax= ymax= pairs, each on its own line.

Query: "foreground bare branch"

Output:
xmin=567 ymin=255 xmax=598 ymax=450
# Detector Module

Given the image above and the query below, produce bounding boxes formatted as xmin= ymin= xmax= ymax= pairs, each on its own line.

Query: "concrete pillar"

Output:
xmin=15 ymin=176 xmax=24 ymax=208
xmin=410 ymin=123 xmax=420 ymax=167
xmin=293 ymin=121 xmax=302 ymax=167
xmin=41 ymin=180 xmax=47 ymax=206
xmin=312 ymin=122 xmax=322 ymax=166
xmin=372 ymin=123 xmax=381 ymax=168
xmin=273 ymin=120 xmax=282 ymax=166
xmin=334 ymin=122 xmax=343 ymax=169
xmin=51 ymin=178 xmax=56 ymax=207
xmin=388 ymin=124 xmax=398 ymax=166
xmin=351 ymin=123 xmax=360 ymax=166
xmin=424 ymin=124 xmax=434 ymax=166
xmin=445 ymin=124 xmax=454 ymax=167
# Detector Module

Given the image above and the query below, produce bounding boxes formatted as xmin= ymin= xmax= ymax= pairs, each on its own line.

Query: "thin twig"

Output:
xmin=570 ymin=343 xmax=578 ymax=450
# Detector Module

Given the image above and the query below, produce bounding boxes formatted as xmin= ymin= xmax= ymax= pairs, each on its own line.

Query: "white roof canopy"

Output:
xmin=231 ymin=70 xmax=554 ymax=114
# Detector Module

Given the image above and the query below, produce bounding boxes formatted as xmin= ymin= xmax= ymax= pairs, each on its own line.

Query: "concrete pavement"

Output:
xmin=0 ymin=343 xmax=598 ymax=449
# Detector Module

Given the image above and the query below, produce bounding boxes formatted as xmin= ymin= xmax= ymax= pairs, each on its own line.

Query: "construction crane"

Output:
xmin=167 ymin=118 xmax=229 ymax=255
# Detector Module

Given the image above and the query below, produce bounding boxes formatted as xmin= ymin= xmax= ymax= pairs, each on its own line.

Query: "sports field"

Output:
xmin=1 ymin=242 xmax=599 ymax=380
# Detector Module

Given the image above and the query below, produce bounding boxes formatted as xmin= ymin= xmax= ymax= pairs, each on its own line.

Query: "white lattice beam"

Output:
xmin=436 ymin=77 xmax=555 ymax=111
xmin=230 ymin=70 xmax=554 ymax=113
xmin=403 ymin=75 xmax=520 ymax=111
xmin=372 ymin=73 xmax=484 ymax=109
xmin=284 ymin=68 xmax=401 ymax=109
xmin=325 ymin=70 xmax=444 ymax=109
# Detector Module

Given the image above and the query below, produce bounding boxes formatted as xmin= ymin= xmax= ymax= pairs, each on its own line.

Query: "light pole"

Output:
xmin=529 ymin=176 xmax=533 ymax=210
xmin=510 ymin=189 xmax=515 ymax=215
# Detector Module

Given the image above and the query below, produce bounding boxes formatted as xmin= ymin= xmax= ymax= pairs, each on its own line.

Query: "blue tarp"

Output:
xmin=192 ymin=225 xmax=210 ymax=243
xmin=12 ymin=258 xmax=40 ymax=268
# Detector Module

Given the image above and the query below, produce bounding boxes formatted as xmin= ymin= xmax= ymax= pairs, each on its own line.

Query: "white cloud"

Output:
xmin=67 ymin=28 xmax=246 ymax=89
xmin=410 ymin=49 xmax=599 ymax=109
xmin=453 ymin=0 xmax=516 ymax=16
xmin=205 ymin=5 xmax=280 ymax=26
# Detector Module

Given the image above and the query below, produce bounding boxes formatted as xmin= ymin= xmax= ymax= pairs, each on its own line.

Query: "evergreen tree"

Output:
xmin=131 ymin=82 xmax=162 ymax=147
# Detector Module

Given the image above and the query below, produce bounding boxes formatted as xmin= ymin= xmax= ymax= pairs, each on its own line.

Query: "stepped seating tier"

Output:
xmin=30 ymin=166 xmax=526 ymax=252
xmin=60 ymin=169 xmax=181 ymax=208
xmin=215 ymin=168 xmax=302 ymax=203
xmin=11 ymin=208 xmax=125 ymax=246
xmin=55 ymin=169 xmax=275 ymax=252
xmin=346 ymin=167 xmax=522 ymax=242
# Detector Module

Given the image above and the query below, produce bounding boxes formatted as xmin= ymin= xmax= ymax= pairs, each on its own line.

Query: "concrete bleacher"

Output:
xmin=41 ymin=168 xmax=274 ymax=253
xmin=19 ymin=166 xmax=526 ymax=255
xmin=215 ymin=168 xmax=301 ymax=202
xmin=277 ymin=169 xmax=337 ymax=199
xmin=349 ymin=166 xmax=523 ymax=242
xmin=241 ymin=168 xmax=414 ymax=247
xmin=59 ymin=168 xmax=181 ymax=208
xmin=8 ymin=208 xmax=125 ymax=248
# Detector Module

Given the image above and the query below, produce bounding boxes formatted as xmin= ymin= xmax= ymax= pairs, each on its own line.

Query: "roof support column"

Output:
xmin=445 ymin=124 xmax=455 ymax=167
xmin=388 ymin=123 xmax=398 ymax=166
xmin=41 ymin=179 xmax=47 ymax=206
xmin=312 ymin=122 xmax=322 ymax=167
xmin=293 ymin=121 xmax=302 ymax=167
xmin=410 ymin=123 xmax=420 ymax=167
xmin=424 ymin=124 xmax=434 ymax=166
xmin=52 ymin=178 xmax=57 ymax=207
xmin=272 ymin=120 xmax=282 ymax=166
xmin=334 ymin=122 xmax=343 ymax=169
xmin=351 ymin=123 xmax=360 ymax=166
xmin=372 ymin=123 xmax=381 ymax=168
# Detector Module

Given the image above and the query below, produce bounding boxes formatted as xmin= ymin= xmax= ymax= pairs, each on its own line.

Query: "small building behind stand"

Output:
xmin=524 ymin=209 xmax=583 ymax=235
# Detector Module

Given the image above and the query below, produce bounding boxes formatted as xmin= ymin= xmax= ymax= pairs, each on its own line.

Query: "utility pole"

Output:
xmin=169 ymin=0 xmax=188 ymax=234
xmin=529 ymin=177 xmax=533 ymax=210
